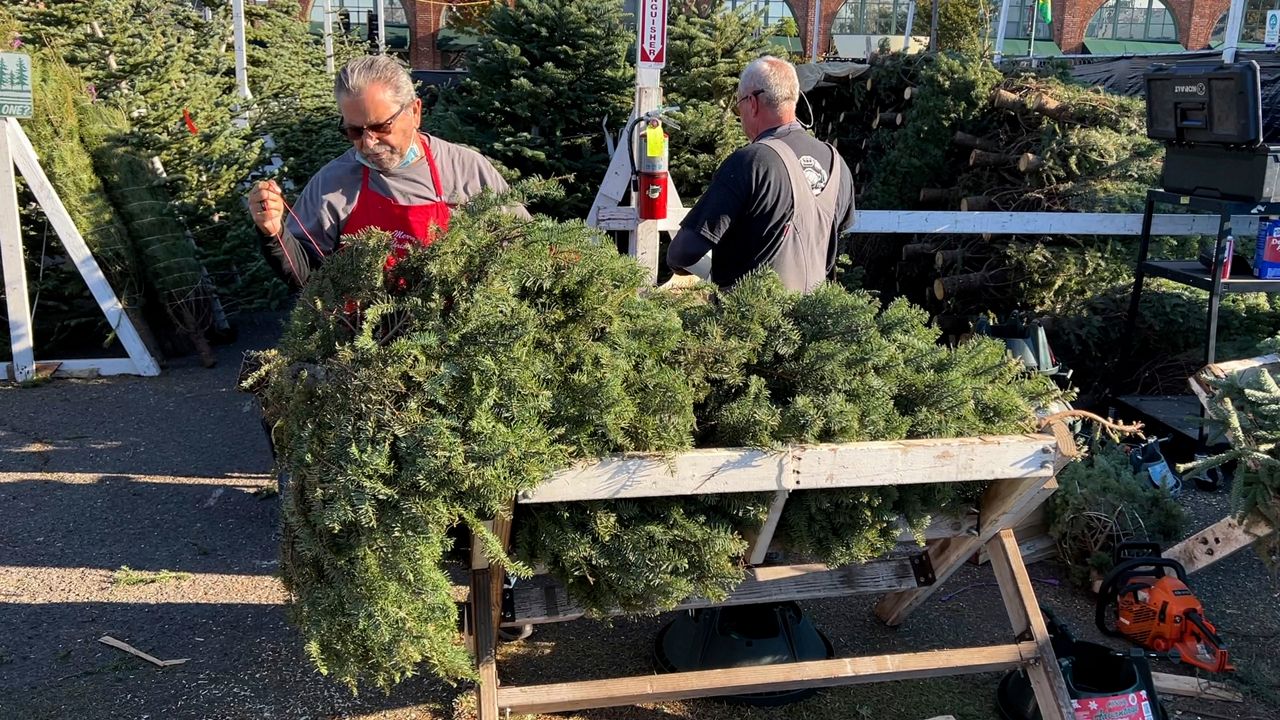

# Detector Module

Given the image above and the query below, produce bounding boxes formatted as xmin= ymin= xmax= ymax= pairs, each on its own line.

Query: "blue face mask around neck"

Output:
xmin=357 ymin=139 xmax=420 ymax=172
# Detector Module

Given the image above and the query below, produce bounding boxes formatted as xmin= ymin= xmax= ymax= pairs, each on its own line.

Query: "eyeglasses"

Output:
xmin=338 ymin=103 xmax=409 ymax=141
xmin=734 ymin=89 xmax=764 ymax=116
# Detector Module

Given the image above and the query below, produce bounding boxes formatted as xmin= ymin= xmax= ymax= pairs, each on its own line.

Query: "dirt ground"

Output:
xmin=2 ymin=314 xmax=1277 ymax=720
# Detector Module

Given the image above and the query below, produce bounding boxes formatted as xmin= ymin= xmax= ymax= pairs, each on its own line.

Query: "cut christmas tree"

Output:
xmin=247 ymin=190 xmax=1062 ymax=691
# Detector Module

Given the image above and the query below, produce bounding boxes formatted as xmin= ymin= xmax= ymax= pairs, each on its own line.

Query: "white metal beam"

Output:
xmin=848 ymin=210 xmax=1260 ymax=236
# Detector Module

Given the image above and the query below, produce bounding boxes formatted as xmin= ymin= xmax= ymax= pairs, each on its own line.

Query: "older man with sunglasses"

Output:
xmin=667 ymin=56 xmax=855 ymax=293
xmin=248 ymin=55 xmax=525 ymax=287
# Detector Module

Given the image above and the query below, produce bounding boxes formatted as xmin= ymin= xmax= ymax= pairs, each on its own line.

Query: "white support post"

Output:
xmin=4 ymin=118 xmax=160 ymax=378
xmin=993 ymin=0 xmax=1011 ymax=63
xmin=809 ymin=2 xmax=823 ymax=61
xmin=0 ymin=119 xmax=34 ymax=382
xmin=1222 ymin=0 xmax=1247 ymax=63
xmin=232 ymin=0 xmax=251 ymax=101
xmin=376 ymin=0 xmax=387 ymax=55
xmin=632 ymin=70 xmax=662 ymax=282
xmin=903 ymin=0 xmax=917 ymax=52
xmin=323 ymin=0 xmax=335 ymax=74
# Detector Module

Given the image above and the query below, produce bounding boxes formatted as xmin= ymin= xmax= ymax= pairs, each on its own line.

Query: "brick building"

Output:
xmin=298 ymin=0 xmax=1258 ymax=70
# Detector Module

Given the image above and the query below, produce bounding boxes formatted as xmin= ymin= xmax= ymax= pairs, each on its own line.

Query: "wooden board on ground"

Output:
xmin=1151 ymin=671 xmax=1243 ymax=702
xmin=1163 ymin=511 xmax=1274 ymax=576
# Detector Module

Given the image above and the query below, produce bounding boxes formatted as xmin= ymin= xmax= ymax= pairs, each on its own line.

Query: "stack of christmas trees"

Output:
xmin=248 ymin=191 xmax=1059 ymax=690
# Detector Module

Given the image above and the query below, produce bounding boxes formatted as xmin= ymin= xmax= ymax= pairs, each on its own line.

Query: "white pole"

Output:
xmin=376 ymin=0 xmax=387 ymax=54
xmin=994 ymin=0 xmax=1012 ymax=62
xmin=1028 ymin=4 xmax=1037 ymax=61
xmin=0 ymin=120 xmax=34 ymax=383
xmin=1222 ymin=0 xmax=1246 ymax=63
xmin=903 ymin=0 xmax=917 ymax=51
xmin=323 ymin=0 xmax=335 ymax=73
xmin=232 ymin=0 xmax=251 ymax=100
xmin=810 ymin=2 xmax=822 ymax=61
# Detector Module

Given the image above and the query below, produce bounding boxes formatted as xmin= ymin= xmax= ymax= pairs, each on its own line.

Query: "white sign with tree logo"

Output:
xmin=1266 ymin=10 xmax=1280 ymax=49
xmin=0 ymin=52 xmax=33 ymax=119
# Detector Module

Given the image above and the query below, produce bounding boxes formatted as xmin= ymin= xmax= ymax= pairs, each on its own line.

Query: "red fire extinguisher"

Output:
xmin=636 ymin=118 xmax=669 ymax=221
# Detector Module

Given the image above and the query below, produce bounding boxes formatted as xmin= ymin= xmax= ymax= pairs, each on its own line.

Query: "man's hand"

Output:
xmin=247 ymin=180 xmax=285 ymax=237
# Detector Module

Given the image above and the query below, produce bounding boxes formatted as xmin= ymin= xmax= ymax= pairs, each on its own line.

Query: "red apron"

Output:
xmin=341 ymin=134 xmax=451 ymax=269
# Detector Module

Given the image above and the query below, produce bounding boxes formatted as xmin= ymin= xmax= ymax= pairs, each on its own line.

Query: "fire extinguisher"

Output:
xmin=635 ymin=118 xmax=669 ymax=221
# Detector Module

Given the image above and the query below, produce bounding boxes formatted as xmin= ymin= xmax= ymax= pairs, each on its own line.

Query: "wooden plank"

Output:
xmin=520 ymin=434 xmax=1058 ymax=504
xmin=848 ymin=210 xmax=1257 ymax=237
xmin=987 ymin=529 xmax=1074 ymax=720
xmin=1163 ymin=511 xmax=1274 ymax=576
xmin=0 ymin=119 xmax=34 ymax=383
xmin=746 ymin=489 xmax=789 ymax=565
xmin=876 ymin=475 xmax=1058 ymax=626
xmin=1150 ymin=671 xmax=1244 ymax=702
xmin=6 ymin=119 xmax=159 ymax=377
xmin=495 ymin=642 xmax=1038 ymax=715
xmin=472 ymin=510 xmax=514 ymax=720
xmin=504 ymin=558 xmax=918 ymax=627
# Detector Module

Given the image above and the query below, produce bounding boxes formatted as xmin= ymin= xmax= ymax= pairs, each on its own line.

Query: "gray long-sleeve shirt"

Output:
xmin=260 ymin=133 xmax=526 ymax=287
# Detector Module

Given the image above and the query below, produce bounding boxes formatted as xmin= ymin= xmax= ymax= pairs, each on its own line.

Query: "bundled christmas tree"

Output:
xmin=249 ymin=189 xmax=1060 ymax=690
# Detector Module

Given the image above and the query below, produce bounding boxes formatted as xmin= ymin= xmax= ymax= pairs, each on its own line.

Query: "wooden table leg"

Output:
xmin=472 ymin=511 xmax=513 ymax=720
xmin=987 ymin=528 xmax=1074 ymax=720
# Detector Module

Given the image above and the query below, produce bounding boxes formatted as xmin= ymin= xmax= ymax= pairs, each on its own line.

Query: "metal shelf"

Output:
xmin=1139 ymin=260 xmax=1280 ymax=293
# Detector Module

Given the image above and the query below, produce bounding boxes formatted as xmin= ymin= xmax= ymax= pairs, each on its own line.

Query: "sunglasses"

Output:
xmin=338 ymin=103 xmax=409 ymax=141
xmin=733 ymin=89 xmax=764 ymax=116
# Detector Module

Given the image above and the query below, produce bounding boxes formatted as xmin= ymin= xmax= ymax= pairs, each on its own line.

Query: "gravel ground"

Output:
xmin=2 ymin=314 xmax=1276 ymax=720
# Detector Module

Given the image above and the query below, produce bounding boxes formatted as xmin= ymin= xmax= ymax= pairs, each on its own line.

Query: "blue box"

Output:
xmin=1256 ymin=218 xmax=1280 ymax=278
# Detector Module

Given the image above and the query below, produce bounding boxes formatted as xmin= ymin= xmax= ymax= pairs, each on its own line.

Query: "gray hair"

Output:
xmin=335 ymin=55 xmax=417 ymax=108
xmin=739 ymin=56 xmax=799 ymax=111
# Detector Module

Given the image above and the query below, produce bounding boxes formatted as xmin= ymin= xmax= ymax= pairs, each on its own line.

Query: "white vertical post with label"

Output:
xmin=0 ymin=53 xmax=34 ymax=381
xmin=0 ymin=52 xmax=160 ymax=381
xmin=586 ymin=0 xmax=685 ymax=284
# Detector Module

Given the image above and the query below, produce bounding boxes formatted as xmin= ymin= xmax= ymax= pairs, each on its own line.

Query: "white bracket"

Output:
xmin=0 ymin=117 xmax=160 ymax=382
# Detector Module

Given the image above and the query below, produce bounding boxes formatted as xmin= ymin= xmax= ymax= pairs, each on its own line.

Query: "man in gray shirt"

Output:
xmin=667 ymin=56 xmax=855 ymax=292
xmin=248 ymin=55 xmax=525 ymax=287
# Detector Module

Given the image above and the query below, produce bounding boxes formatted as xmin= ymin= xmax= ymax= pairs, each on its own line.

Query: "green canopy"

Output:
xmin=1084 ymin=38 xmax=1184 ymax=55
xmin=767 ymin=36 xmax=803 ymax=53
xmin=997 ymin=39 xmax=1063 ymax=57
xmin=437 ymin=27 xmax=481 ymax=52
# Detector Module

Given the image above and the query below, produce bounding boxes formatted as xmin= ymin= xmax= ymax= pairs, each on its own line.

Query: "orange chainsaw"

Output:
xmin=1095 ymin=542 xmax=1233 ymax=674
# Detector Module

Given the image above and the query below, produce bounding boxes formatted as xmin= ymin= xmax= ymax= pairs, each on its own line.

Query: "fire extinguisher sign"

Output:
xmin=637 ymin=0 xmax=668 ymax=70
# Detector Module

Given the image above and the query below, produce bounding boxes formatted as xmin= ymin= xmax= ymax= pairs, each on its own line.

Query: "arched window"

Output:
xmin=832 ymin=0 xmax=912 ymax=36
xmin=308 ymin=0 xmax=411 ymax=51
xmin=1210 ymin=0 xmax=1280 ymax=45
xmin=726 ymin=0 xmax=798 ymax=34
xmin=1085 ymin=0 xmax=1178 ymax=41
xmin=997 ymin=0 xmax=1052 ymax=40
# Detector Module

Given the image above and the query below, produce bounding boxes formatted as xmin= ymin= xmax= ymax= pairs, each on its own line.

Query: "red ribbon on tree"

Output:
xmin=182 ymin=108 xmax=199 ymax=135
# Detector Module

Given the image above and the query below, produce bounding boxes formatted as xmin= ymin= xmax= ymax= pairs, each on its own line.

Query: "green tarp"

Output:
xmin=1084 ymin=38 xmax=1184 ymax=55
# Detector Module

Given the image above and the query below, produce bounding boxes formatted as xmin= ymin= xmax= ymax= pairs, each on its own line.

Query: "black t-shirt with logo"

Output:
xmin=674 ymin=122 xmax=856 ymax=289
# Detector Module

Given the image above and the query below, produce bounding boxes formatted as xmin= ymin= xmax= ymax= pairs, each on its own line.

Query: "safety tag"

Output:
xmin=645 ymin=125 xmax=666 ymax=157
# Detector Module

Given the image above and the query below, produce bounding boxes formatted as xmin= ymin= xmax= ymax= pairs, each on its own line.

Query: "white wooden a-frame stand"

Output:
xmin=0 ymin=117 xmax=159 ymax=382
